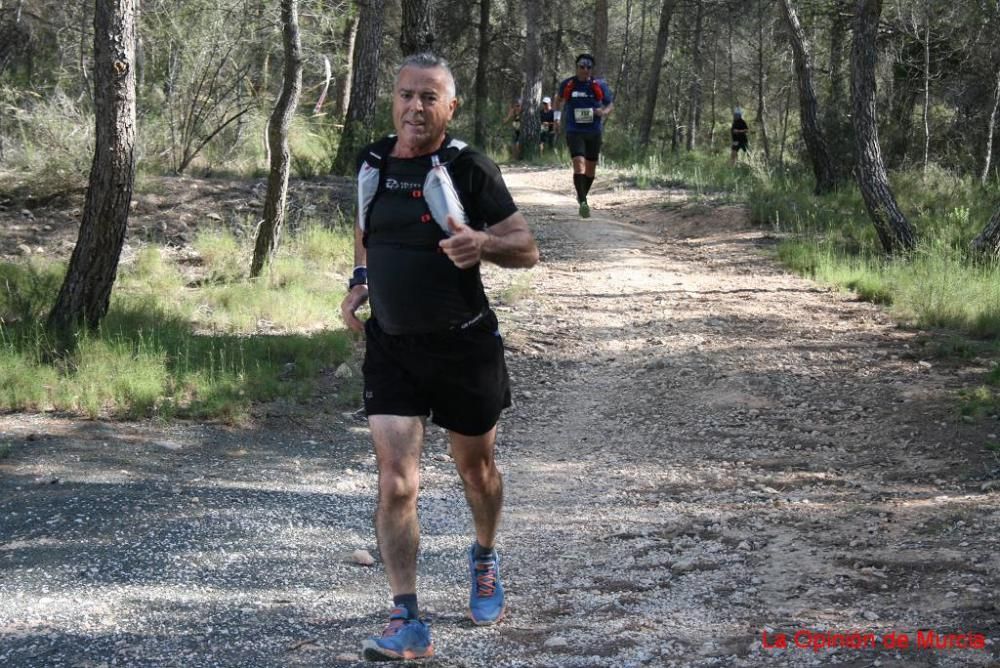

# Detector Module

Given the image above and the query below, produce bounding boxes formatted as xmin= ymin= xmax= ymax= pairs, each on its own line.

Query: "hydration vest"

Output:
xmin=560 ymin=77 xmax=606 ymax=104
xmin=356 ymin=136 xmax=470 ymax=240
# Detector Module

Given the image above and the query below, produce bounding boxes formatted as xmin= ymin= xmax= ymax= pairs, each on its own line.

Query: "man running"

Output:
xmin=730 ymin=107 xmax=749 ymax=164
xmin=539 ymin=96 xmax=557 ymax=153
xmin=502 ymin=98 xmax=523 ymax=160
xmin=340 ymin=52 xmax=539 ymax=662
xmin=556 ymin=53 xmax=614 ymax=218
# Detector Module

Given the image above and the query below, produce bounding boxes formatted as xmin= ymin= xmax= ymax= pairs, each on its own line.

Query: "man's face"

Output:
xmin=393 ymin=65 xmax=457 ymax=153
xmin=575 ymin=59 xmax=593 ymax=80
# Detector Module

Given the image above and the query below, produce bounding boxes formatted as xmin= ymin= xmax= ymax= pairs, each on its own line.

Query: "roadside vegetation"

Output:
xmin=0 ymin=217 xmax=357 ymax=421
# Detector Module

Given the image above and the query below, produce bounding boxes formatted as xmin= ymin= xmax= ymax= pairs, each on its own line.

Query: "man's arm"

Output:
xmin=596 ymin=101 xmax=614 ymax=118
xmin=339 ymin=223 xmax=369 ymax=333
xmin=440 ymin=213 xmax=539 ymax=270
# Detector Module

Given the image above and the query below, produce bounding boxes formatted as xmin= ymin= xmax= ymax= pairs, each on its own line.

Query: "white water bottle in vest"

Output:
xmin=423 ymin=154 xmax=467 ymax=236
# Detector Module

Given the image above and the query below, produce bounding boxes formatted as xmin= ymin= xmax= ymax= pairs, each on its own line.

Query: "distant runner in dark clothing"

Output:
xmin=502 ymin=98 xmax=523 ymax=160
xmin=341 ymin=52 xmax=539 ymax=663
xmin=556 ymin=52 xmax=615 ymax=218
xmin=731 ymin=107 xmax=749 ymax=164
xmin=540 ymin=96 xmax=557 ymax=152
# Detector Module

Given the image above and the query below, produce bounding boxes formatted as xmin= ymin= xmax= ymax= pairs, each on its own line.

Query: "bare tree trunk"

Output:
xmin=334 ymin=12 xmax=359 ymax=121
xmin=313 ymin=55 xmax=331 ymax=114
xmin=593 ymin=0 xmax=608 ymax=78
xmin=982 ymin=69 xmax=1000 ymax=186
xmin=850 ymin=0 xmax=916 ymax=254
xmin=551 ymin=0 xmax=564 ymax=97
xmin=670 ymin=77 xmax=683 ymax=151
xmin=755 ymin=0 xmax=770 ymax=161
xmin=638 ymin=0 xmax=676 ymax=147
xmin=0 ymin=0 xmax=27 ymax=76
xmin=615 ymin=0 xmax=632 ymax=97
xmin=727 ymin=16 xmax=734 ymax=108
xmin=826 ymin=2 xmax=848 ymax=120
xmin=635 ymin=0 xmax=648 ymax=106
xmin=685 ymin=0 xmax=704 ymax=151
xmin=709 ymin=39 xmax=717 ymax=146
xmin=921 ymin=5 xmax=930 ymax=174
xmin=474 ymin=0 xmax=490 ymax=147
xmin=333 ymin=0 xmax=384 ymax=175
xmin=971 ymin=206 xmax=1000 ymax=257
xmin=780 ymin=0 xmax=836 ymax=193
xmin=520 ymin=0 xmax=543 ymax=158
xmin=47 ymin=0 xmax=136 ymax=335
xmin=400 ymin=0 xmax=434 ymax=55
xmin=250 ymin=0 xmax=303 ymax=279
xmin=778 ymin=84 xmax=792 ymax=165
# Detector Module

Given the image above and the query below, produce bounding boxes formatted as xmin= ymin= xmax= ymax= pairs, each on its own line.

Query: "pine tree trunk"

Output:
xmin=921 ymin=10 xmax=930 ymax=174
xmin=333 ymin=0 xmax=384 ymax=175
xmin=826 ymin=2 xmax=848 ymax=125
xmin=755 ymin=0 xmax=770 ymax=161
xmin=615 ymin=0 xmax=632 ymax=101
xmin=708 ymin=42 xmax=717 ymax=146
xmin=593 ymin=0 xmax=608 ymax=79
xmin=850 ymin=0 xmax=916 ymax=254
xmin=400 ymin=0 xmax=434 ymax=55
xmin=334 ymin=13 xmax=359 ymax=121
xmin=47 ymin=0 xmax=136 ymax=336
xmin=638 ymin=0 xmax=676 ymax=147
xmin=473 ymin=0 xmax=490 ymax=148
xmin=250 ymin=0 xmax=303 ymax=279
xmin=551 ymin=1 xmax=564 ymax=98
xmin=780 ymin=0 xmax=836 ymax=193
xmin=982 ymin=70 xmax=1000 ymax=186
xmin=971 ymin=206 xmax=1000 ymax=257
xmin=520 ymin=0 xmax=543 ymax=159
xmin=685 ymin=0 xmax=703 ymax=151
xmin=778 ymin=84 xmax=792 ymax=165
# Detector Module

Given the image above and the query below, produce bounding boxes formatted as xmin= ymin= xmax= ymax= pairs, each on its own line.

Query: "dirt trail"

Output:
xmin=1 ymin=167 xmax=999 ymax=667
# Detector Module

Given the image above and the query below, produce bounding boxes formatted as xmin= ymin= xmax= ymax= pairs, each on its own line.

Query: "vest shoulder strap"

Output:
xmin=357 ymin=136 xmax=471 ymax=234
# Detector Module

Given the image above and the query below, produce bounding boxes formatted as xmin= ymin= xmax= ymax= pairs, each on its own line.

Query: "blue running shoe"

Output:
xmin=468 ymin=543 xmax=505 ymax=625
xmin=361 ymin=607 xmax=434 ymax=661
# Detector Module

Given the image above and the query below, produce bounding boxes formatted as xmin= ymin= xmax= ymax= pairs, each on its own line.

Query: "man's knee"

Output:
xmin=378 ymin=468 xmax=420 ymax=507
xmin=457 ymin=457 xmax=499 ymax=491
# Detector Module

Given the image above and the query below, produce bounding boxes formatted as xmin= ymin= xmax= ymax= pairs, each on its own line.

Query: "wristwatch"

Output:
xmin=348 ymin=266 xmax=367 ymax=290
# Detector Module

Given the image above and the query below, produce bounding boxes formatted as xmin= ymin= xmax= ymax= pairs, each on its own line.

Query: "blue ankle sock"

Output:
xmin=392 ymin=593 xmax=419 ymax=619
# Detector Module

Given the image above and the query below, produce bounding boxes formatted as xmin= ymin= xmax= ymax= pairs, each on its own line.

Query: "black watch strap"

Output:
xmin=348 ymin=266 xmax=367 ymax=289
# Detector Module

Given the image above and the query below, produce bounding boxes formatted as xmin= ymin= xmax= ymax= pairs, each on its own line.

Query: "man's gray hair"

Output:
xmin=396 ymin=52 xmax=457 ymax=99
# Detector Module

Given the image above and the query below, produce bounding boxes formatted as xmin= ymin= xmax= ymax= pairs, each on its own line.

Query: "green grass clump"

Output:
xmin=958 ymin=364 xmax=1000 ymax=421
xmin=0 ymin=219 xmax=357 ymax=420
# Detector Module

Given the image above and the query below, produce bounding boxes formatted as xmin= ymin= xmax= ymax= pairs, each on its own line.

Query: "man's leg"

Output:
xmin=363 ymin=414 xmax=435 ymax=660
xmin=570 ymin=155 xmax=590 ymax=218
xmin=371 ymin=414 xmax=425 ymax=599
xmin=450 ymin=426 xmax=503 ymax=547
xmin=450 ymin=426 xmax=507 ymax=624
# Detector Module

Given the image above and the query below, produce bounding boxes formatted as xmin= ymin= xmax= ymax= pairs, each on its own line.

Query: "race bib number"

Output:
xmin=574 ymin=107 xmax=595 ymax=124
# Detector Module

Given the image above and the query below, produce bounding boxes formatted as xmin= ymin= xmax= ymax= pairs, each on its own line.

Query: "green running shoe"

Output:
xmin=578 ymin=199 xmax=590 ymax=218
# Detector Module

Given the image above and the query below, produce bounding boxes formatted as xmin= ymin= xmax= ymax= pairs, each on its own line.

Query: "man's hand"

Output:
xmin=340 ymin=285 xmax=369 ymax=334
xmin=439 ymin=216 xmax=488 ymax=269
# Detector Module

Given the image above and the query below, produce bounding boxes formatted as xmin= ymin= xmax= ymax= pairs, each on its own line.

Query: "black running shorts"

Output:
xmin=362 ymin=310 xmax=512 ymax=436
xmin=566 ymin=132 xmax=602 ymax=161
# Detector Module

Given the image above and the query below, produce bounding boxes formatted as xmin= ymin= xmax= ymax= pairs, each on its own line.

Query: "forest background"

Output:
xmin=2 ymin=0 xmax=1000 ymax=423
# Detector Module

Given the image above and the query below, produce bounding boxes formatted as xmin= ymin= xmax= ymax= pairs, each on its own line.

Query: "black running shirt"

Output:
xmin=360 ymin=143 xmax=518 ymax=335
